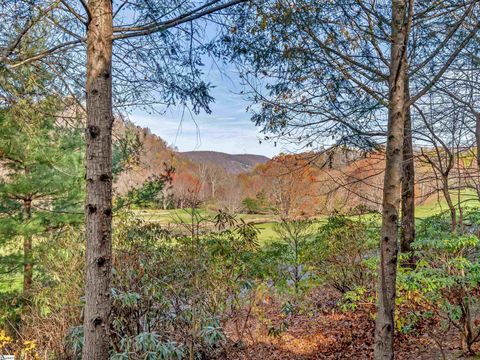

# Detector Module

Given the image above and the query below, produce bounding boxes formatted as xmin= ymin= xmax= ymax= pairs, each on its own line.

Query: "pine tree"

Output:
xmin=0 ymin=98 xmax=84 ymax=296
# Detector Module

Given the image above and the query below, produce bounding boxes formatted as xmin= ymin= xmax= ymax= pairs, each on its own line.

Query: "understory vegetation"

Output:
xmin=2 ymin=206 xmax=480 ymax=359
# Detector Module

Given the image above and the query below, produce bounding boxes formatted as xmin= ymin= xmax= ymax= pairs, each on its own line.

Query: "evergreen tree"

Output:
xmin=0 ymin=98 xmax=84 ymax=295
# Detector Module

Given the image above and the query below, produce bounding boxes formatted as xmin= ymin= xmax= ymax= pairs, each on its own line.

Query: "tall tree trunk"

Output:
xmin=475 ymin=113 xmax=480 ymax=199
xmin=83 ymin=1 xmax=113 ymax=359
xmin=400 ymin=79 xmax=415 ymax=254
xmin=374 ymin=1 xmax=409 ymax=358
xmin=23 ymin=198 xmax=32 ymax=294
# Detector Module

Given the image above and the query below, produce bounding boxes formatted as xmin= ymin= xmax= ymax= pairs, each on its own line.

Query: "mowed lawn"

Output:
xmin=415 ymin=189 xmax=480 ymax=218
xmin=132 ymin=208 xmax=283 ymax=244
xmin=132 ymin=190 xmax=480 ymax=243
xmin=132 ymin=208 xmax=277 ymax=224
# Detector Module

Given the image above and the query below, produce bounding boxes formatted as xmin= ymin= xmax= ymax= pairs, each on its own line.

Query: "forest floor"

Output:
xmin=221 ymin=288 xmax=479 ymax=360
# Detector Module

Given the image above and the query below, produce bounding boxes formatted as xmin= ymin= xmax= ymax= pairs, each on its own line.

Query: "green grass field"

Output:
xmin=131 ymin=208 xmax=282 ymax=244
xmin=132 ymin=208 xmax=277 ymax=224
xmin=253 ymin=222 xmax=279 ymax=244
xmin=0 ymin=243 xmax=24 ymax=294
xmin=415 ymin=189 xmax=479 ymax=218
xmin=131 ymin=190 xmax=480 ymax=243
xmin=0 ymin=273 xmax=22 ymax=293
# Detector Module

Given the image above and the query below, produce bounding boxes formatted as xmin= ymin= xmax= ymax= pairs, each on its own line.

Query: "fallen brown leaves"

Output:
xmin=220 ymin=287 xmax=478 ymax=359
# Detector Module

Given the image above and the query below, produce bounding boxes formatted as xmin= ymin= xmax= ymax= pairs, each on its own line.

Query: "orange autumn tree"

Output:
xmin=252 ymin=154 xmax=320 ymax=217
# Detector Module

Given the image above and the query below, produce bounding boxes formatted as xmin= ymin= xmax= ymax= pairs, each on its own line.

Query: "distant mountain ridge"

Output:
xmin=113 ymin=121 xmax=271 ymax=194
xmin=180 ymin=151 xmax=270 ymax=174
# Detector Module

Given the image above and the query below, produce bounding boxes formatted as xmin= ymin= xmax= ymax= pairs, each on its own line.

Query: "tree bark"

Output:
xmin=400 ymin=78 xmax=415 ymax=254
xmin=461 ymin=299 xmax=475 ymax=355
xmin=374 ymin=1 xmax=409 ymax=358
xmin=475 ymin=113 xmax=480 ymax=199
xmin=83 ymin=0 xmax=113 ymax=359
xmin=23 ymin=198 xmax=32 ymax=294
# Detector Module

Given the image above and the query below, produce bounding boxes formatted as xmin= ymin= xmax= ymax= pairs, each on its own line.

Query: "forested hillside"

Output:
xmin=181 ymin=151 xmax=269 ymax=174
xmin=114 ymin=125 xmax=451 ymax=218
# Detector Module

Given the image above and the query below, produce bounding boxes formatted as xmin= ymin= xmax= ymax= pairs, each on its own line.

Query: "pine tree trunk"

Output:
xmin=400 ymin=79 xmax=415 ymax=254
xmin=83 ymin=0 xmax=113 ymax=358
xmin=374 ymin=1 xmax=409 ymax=358
xmin=23 ymin=198 xmax=32 ymax=294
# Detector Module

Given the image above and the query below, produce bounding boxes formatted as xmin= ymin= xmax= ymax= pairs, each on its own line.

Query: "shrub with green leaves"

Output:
xmin=398 ymin=209 xmax=480 ymax=355
xmin=307 ymin=215 xmax=379 ymax=293
xmin=257 ymin=219 xmax=317 ymax=297
xmin=107 ymin=210 xmax=260 ymax=359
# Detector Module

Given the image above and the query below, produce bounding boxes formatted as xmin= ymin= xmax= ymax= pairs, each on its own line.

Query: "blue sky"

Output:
xmin=130 ymin=66 xmax=285 ymax=158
